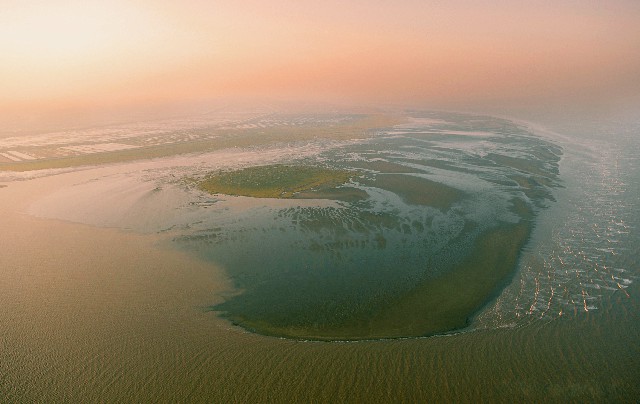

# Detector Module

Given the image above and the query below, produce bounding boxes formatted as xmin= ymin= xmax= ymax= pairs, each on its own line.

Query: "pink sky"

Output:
xmin=1 ymin=0 xmax=639 ymax=121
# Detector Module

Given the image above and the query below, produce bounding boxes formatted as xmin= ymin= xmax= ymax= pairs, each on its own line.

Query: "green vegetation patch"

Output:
xmin=198 ymin=165 xmax=356 ymax=199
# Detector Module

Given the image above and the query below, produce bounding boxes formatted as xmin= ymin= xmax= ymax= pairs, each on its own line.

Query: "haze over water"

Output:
xmin=2 ymin=0 xmax=639 ymax=130
xmin=1 ymin=108 xmax=638 ymax=401
xmin=1 ymin=0 xmax=639 ymax=402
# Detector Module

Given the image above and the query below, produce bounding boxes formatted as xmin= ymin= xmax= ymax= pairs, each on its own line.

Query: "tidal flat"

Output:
xmin=1 ymin=111 xmax=638 ymax=401
xmin=185 ymin=111 xmax=556 ymax=340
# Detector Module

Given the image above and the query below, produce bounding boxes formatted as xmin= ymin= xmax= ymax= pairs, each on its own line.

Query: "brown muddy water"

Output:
xmin=1 ymin=112 xmax=638 ymax=402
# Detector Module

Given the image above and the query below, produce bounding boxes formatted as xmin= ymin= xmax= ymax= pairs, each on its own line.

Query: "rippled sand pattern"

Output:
xmin=168 ymin=112 xmax=564 ymax=338
xmin=1 ymin=113 xmax=638 ymax=401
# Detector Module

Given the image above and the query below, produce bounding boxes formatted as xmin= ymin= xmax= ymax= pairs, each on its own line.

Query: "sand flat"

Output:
xmin=0 ymin=171 xmax=240 ymax=401
xmin=2 ymin=173 xmax=636 ymax=402
xmin=0 ymin=152 xmax=22 ymax=162
xmin=1 ymin=115 xmax=638 ymax=401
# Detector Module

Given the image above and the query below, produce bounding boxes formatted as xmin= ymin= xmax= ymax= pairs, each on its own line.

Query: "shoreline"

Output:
xmin=1 ymin=114 xmax=638 ymax=402
xmin=220 ymin=220 xmax=532 ymax=341
xmin=11 ymin=111 xmax=556 ymax=342
xmin=1 ymin=168 xmax=526 ymax=343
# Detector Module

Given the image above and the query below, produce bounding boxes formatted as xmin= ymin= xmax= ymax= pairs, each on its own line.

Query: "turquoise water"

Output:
xmin=476 ymin=117 xmax=640 ymax=329
xmin=2 ymin=112 xmax=638 ymax=401
xmin=175 ymin=112 xmax=564 ymax=338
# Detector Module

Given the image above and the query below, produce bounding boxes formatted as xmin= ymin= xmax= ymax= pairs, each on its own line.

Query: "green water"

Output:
xmin=2 ymin=112 xmax=638 ymax=402
xmin=178 ymin=112 xmax=563 ymax=339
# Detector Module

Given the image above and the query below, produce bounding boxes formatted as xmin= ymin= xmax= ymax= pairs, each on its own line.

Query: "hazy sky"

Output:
xmin=1 ymin=0 xmax=639 ymax=120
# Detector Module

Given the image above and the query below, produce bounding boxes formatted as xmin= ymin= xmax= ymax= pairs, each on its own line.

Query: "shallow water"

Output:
xmin=4 ymin=112 xmax=638 ymax=401
xmin=476 ymin=118 xmax=640 ymax=329
xmin=169 ymin=112 xmax=561 ymax=338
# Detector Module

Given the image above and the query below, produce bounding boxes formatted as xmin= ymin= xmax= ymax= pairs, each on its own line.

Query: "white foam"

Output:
xmin=7 ymin=150 xmax=36 ymax=160
xmin=0 ymin=152 xmax=21 ymax=161
xmin=62 ymin=143 xmax=139 ymax=154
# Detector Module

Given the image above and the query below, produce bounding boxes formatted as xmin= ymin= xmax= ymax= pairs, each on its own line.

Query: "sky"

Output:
xmin=1 ymin=0 xmax=639 ymax=126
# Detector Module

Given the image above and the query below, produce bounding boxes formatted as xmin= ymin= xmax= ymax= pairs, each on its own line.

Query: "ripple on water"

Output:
xmin=175 ymin=113 xmax=564 ymax=339
xmin=475 ymin=124 xmax=638 ymax=330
